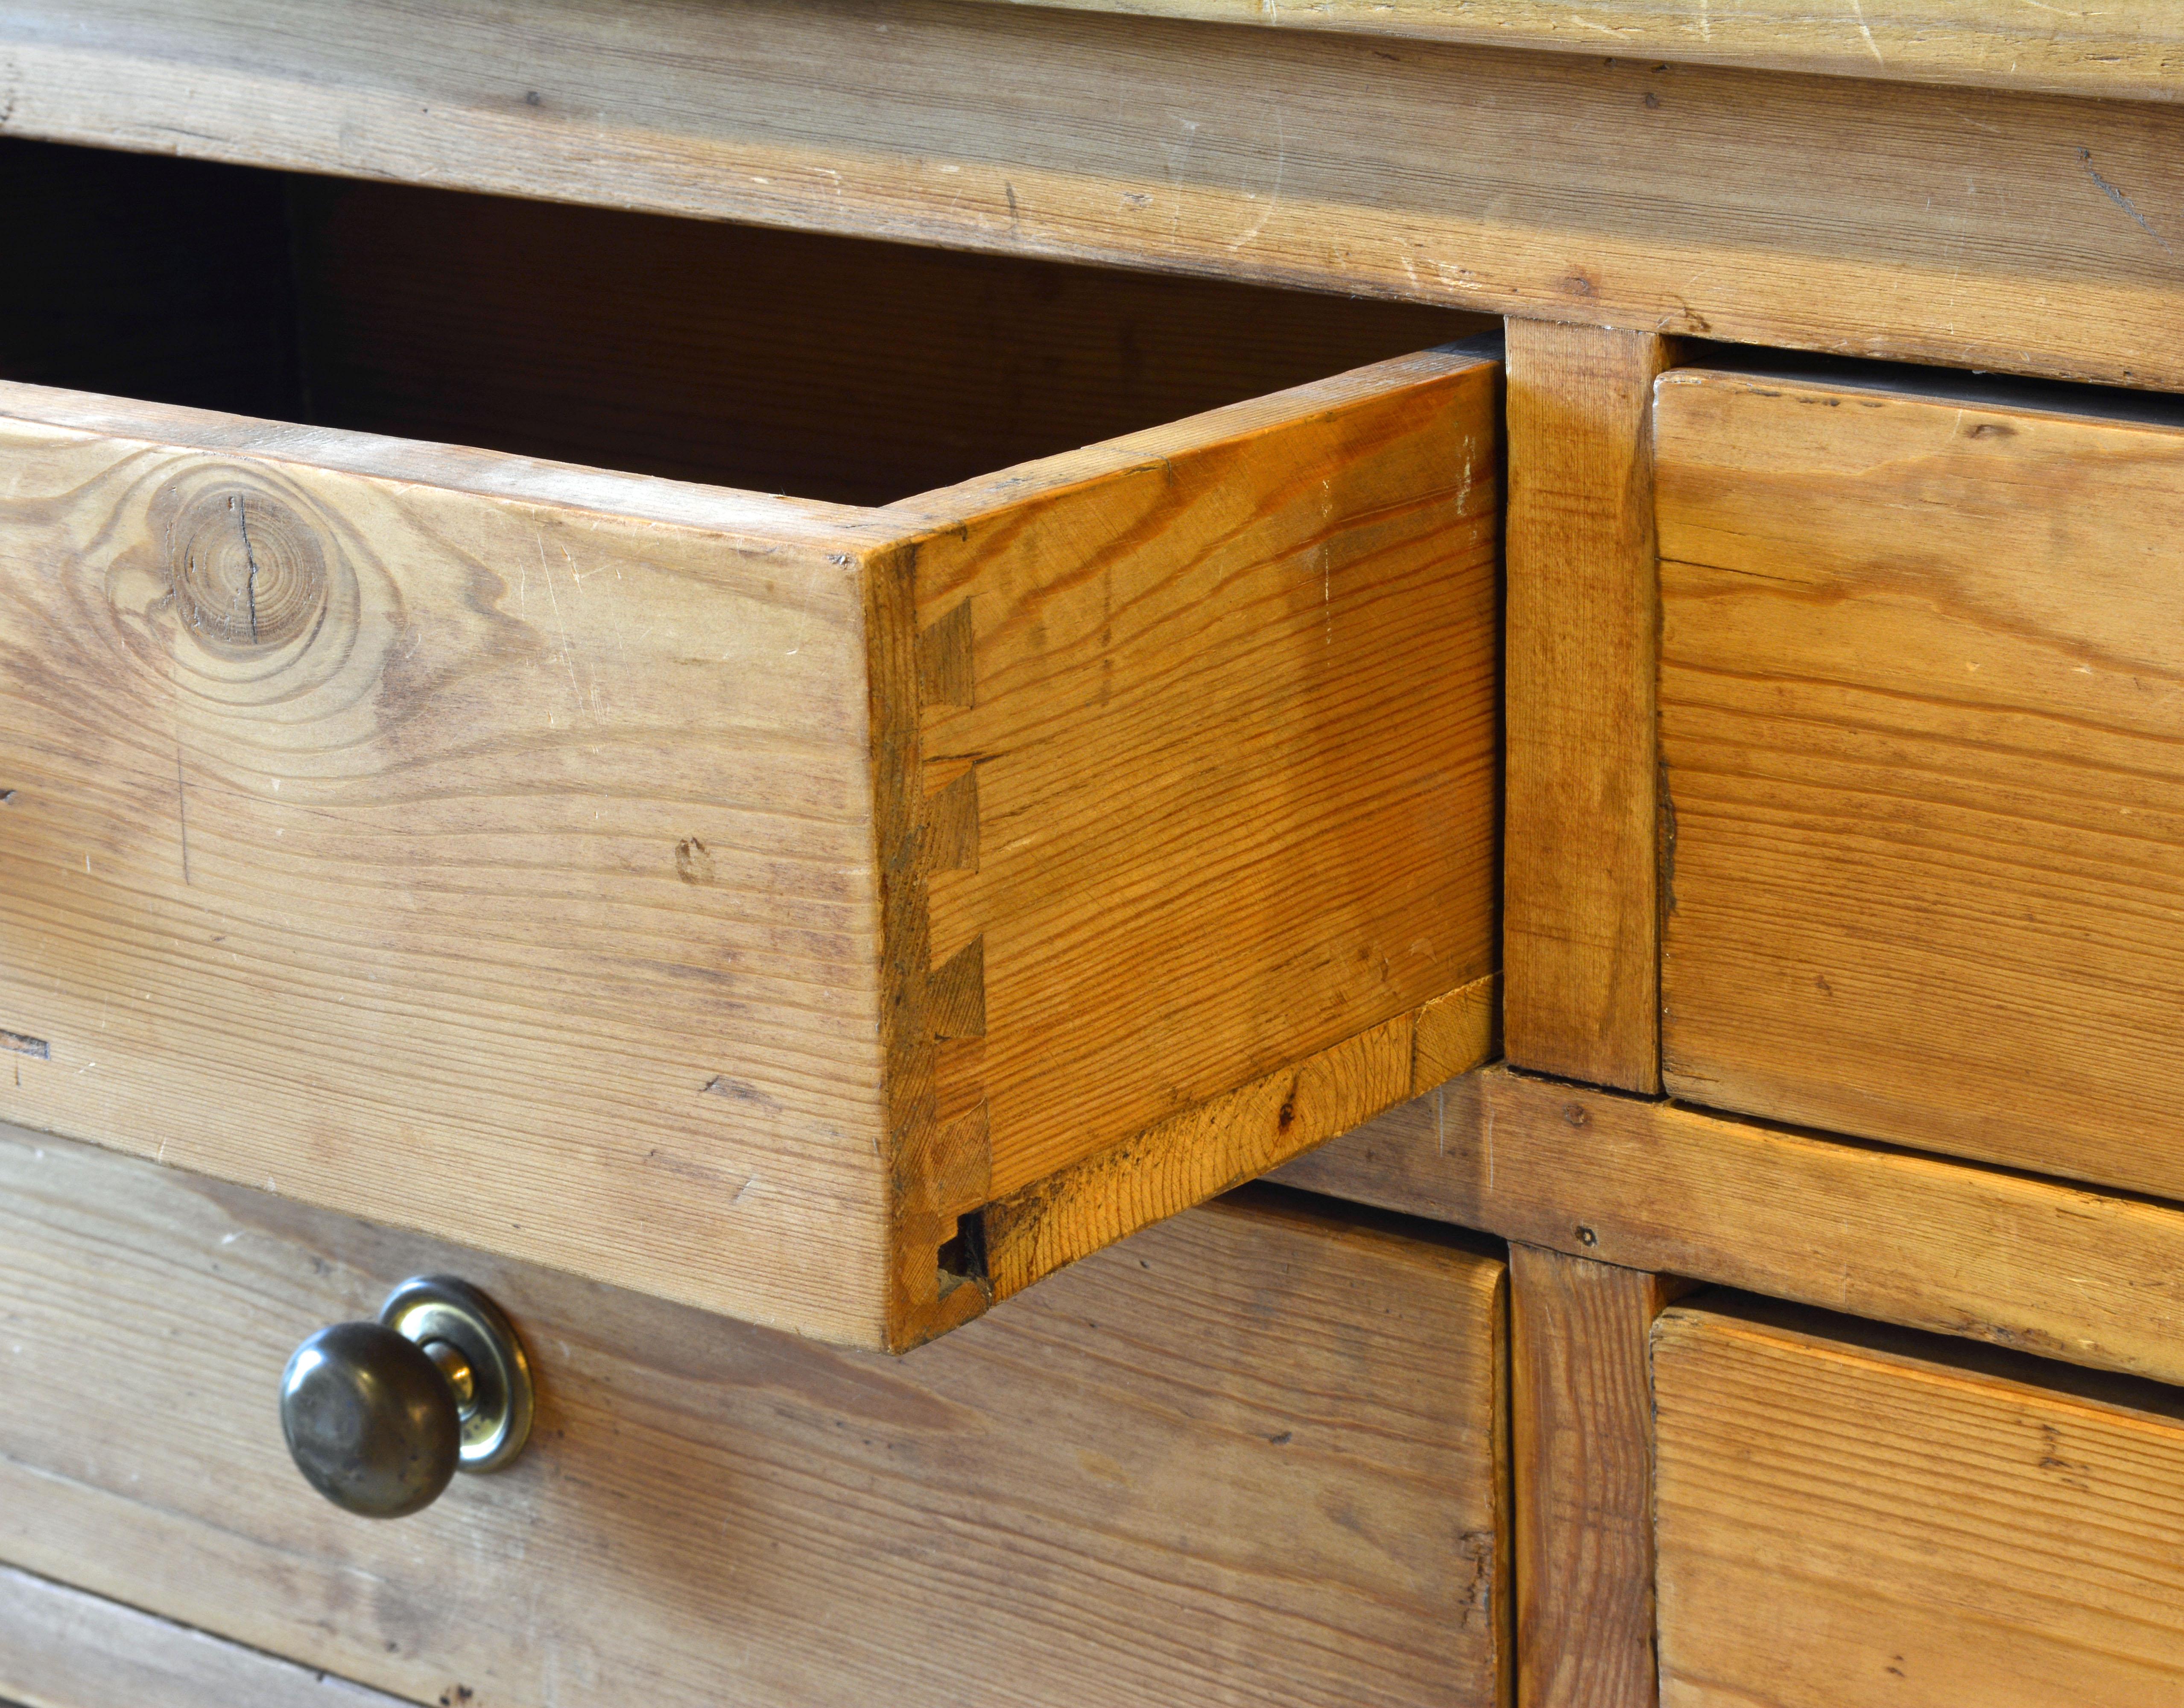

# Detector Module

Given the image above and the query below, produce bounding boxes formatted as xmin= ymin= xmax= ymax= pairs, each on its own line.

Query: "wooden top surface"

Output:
xmin=14 ymin=0 xmax=2184 ymax=395
xmin=964 ymin=0 xmax=2184 ymax=103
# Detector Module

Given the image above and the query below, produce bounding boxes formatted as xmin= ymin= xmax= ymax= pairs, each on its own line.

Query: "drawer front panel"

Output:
xmin=0 ymin=397 xmax=895 ymax=1342
xmin=0 ymin=1120 xmax=1509 ymax=1708
xmin=0 ymin=1564 xmax=412 ymax=1708
xmin=1656 ymin=368 xmax=2184 ymax=1200
xmin=1654 ymin=1296 xmax=2184 ymax=1707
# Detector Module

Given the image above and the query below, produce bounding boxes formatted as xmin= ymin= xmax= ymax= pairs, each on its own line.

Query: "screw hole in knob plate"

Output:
xmin=279 ymin=1275 xmax=533 ymax=1519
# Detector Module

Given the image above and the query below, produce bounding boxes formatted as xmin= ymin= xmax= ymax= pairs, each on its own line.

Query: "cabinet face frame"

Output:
xmin=1292 ymin=1065 xmax=2184 ymax=1708
xmin=12 ymin=0 xmax=2184 ymax=394
xmin=1509 ymin=344 xmax=2184 ymax=1203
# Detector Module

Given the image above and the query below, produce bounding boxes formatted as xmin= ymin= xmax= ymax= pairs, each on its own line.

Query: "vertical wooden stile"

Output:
xmin=1511 ymin=1242 xmax=1686 ymax=1708
xmin=1503 ymin=320 xmax=1675 ymax=1093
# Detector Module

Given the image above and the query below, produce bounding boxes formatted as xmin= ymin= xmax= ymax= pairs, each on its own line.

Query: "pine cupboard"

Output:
xmin=12 ymin=0 xmax=2184 ymax=1698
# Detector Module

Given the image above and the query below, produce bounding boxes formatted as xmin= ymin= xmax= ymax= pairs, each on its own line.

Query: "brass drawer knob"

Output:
xmin=279 ymin=1276 xmax=534 ymax=1518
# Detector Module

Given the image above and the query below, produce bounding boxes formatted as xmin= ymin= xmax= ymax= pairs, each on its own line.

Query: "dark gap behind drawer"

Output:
xmin=0 ymin=141 xmax=301 ymax=419
xmin=0 ymin=137 xmax=1490 ymax=506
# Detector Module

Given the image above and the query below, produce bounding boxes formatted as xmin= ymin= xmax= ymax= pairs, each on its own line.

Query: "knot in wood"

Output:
xmin=167 ymin=485 xmax=329 ymax=653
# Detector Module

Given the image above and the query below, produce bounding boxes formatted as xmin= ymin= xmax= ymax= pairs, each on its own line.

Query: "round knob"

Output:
xmin=280 ymin=1275 xmax=533 ymax=1519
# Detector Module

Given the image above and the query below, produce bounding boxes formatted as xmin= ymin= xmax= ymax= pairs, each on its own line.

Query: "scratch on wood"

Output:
xmin=175 ymin=746 xmax=192 ymax=884
xmin=1 ymin=1030 xmax=49 ymax=1060
xmin=701 ymin=1074 xmax=786 ymax=1115
xmin=1226 ymin=109 xmax=1286 ymax=251
xmin=1846 ymin=0 xmax=1885 ymax=66
xmin=2078 ymin=147 xmax=2174 ymax=253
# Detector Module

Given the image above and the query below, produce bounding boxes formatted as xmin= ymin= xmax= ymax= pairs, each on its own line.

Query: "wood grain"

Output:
xmin=9 ymin=2 xmax=2184 ymax=389
xmin=0 ymin=1565 xmax=406 ymax=1708
xmin=898 ymin=344 xmax=1501 ymax=1202
xmin=956 ymin=0 xmax=2184 ymax=103
xmin=1503 ymin=321 xmax=1672 ymax=1093
xmin=0 ymin=1121 xmax=1511 ymax=1708
xmin=1510 ymin=1246 xmax=1678 ymax=1708
xmin=1654 ymin=1296 xmax=2184 ymax=1707
xmin=984 ymin=1011 xmax=1414 ymax=1298
xmin=0 ymin=381 xmax=898 ymax=1346
xmin=1656 ymin=366 xmax=2184 ymax=1202
xmin=1279 ymin=1066 xmax=2184 ymax=1392
xmin=1411 ymin=971 xmax=1500 ymax=1095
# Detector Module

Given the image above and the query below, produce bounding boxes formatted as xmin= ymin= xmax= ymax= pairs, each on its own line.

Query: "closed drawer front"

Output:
xmin=1655 ymin=364 xmax=2184 ymax=1202
xmin=0 ymin=1119 xmax=1509 ymax=1708
xmin=1654 ymin=1295 xmax=2184 ymax=1706
xmin=0 ymin=142 xmax=1502 ymax=1347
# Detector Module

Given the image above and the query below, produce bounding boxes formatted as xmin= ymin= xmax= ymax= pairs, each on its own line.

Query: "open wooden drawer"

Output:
xmin=0 ymin=141 xmax=1501 ymax=1348
xmin=1655 ymin=362 xmax=2184 ymax=1205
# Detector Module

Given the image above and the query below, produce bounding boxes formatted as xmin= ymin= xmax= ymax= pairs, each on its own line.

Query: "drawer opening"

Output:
xmin=0 ymin=137 xmax=1488 ymax=507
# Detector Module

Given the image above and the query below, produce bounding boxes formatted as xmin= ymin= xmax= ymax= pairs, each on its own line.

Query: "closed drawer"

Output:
xmin=0 ymin=142 xmax=1502 ymax=1347
xmin=0 ymin=1118 xmax=1511 ymax=1708
xmin=1654 ymin=1294 xmax=2184 ymax=1706
xmin=1655 ymin=364 xmax=2184 ymax=1202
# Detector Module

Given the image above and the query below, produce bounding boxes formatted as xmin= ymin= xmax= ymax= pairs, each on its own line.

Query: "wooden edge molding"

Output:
xmin=973 ymin=974 xmax=1500 ymax=1316
xmin=1281 ymin=1065 xmax=2184 ymax=1391
xmin=1510 ymin=1246 xmax=1690 ymax=1708
xmin=957 ymin=0 xmax=2184 ymax=105
xmin=0 ymin=1563 xmax=406 ymax=1708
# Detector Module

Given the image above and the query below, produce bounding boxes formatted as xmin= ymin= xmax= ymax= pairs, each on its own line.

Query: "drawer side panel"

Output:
xmin=903 ymin=347 xmax=1501 ymax=1213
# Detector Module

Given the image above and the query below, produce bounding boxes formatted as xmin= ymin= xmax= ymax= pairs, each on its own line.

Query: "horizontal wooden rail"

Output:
xmin=1281 ymin=1065 xmax=2184 ymax=1390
